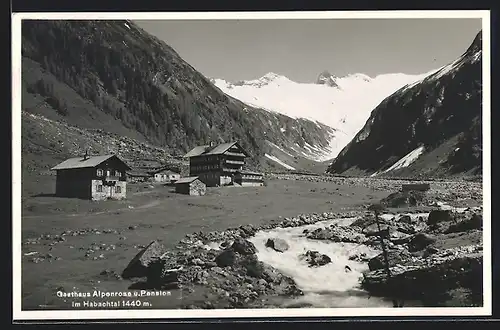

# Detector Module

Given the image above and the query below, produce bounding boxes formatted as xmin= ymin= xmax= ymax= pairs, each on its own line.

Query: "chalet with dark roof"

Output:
xmin=183 ymin=141 xmax=250 ymax=187
xmin=51 ymin=152 xmax=131 ymax=200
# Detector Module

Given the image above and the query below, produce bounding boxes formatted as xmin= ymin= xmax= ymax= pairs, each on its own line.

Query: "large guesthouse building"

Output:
xmin=51 ymin=153 xmax=131 ymax=200
xmin=184 ymin=141 xmax=251 ymax=187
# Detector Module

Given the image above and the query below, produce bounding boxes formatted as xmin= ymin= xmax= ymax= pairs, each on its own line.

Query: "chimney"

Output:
xmin=83 ymin=149 xmax=89 ymax=160
xmin=209 ymin=141 xmax=216 ymax=148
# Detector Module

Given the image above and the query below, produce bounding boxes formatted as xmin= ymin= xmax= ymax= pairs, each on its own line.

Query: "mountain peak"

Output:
xmin=466 ymin=30 xmax=482 ymax=55
xmin=231 ymin=72 xmax=289 ymax=88
xmin=261 ymin=72 xmax=282 ymax=80
xmin=316 ymin=70 xmax=340 ymax=87
xmin=316 ymin=71 xmax=373 ymax=87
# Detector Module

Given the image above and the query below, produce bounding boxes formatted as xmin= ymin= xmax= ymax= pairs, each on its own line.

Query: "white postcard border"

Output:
xmin=11 ymin=10 xmax=492 ymax=321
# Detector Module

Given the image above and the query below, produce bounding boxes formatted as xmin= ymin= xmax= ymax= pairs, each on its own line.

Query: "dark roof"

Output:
xmin=175 ymin=176 xmax=203 ymax=184
xmin=183 ymin=145 xmax=209 ymax=158
xmin=51 ymin=154 xmax=131 ymax=171
xmin=151 ymin=168 xmax=180 ymax=175
xmin=183 ymin=141 xmax=249 ymax=158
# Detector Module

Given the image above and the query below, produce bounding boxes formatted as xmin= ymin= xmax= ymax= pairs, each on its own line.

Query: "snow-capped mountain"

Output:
xmin=21 ymin=20 xmax=337 ymax=175
xmin=212 ymin=68 xmax=436 ymax=161
xmin=327 ymin=30 xmax=482 ymax=179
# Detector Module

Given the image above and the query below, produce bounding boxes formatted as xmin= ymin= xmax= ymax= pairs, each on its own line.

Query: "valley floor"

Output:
xmin=19 ymin=176 xmax=483 ymax=311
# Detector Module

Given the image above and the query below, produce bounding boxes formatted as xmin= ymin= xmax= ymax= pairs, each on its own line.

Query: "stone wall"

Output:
xmin=91 ymin=180 xmax=127 ymax=201
xmin=190 ymin=180 xmax=206 ymax=196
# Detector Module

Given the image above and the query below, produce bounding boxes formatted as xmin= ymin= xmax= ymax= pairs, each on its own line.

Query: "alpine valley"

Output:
xmin=19 ymin=20 xmax=485 ymax=312
xmin=21 ymin=19 xmax=333 ymax=191
xmin=20 ymin=20 xmax=483 ymax=194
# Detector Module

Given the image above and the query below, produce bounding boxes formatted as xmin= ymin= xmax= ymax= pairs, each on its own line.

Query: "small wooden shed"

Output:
xmin=175 ymin=176 xmax=206 ymax=196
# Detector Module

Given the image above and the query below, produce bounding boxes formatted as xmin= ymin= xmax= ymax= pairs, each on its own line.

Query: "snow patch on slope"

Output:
xmin=370 ymin=146 xmax=425 ymax=177
xmin=265 ymin=153 xmax=296 ymax=170
xmin=266 ymin=141 xmax=295 ymax=158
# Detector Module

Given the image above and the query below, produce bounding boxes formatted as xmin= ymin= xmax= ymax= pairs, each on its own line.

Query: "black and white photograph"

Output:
xmin=12 ymin=10 xmax=491 ymax=320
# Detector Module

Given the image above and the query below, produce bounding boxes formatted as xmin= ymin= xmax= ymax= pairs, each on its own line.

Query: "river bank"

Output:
xmin=122 ymin=192 xmax=483 ymax=309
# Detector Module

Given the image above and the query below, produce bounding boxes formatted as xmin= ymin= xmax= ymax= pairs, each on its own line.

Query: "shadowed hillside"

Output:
xmin=21 ymin=19 xmax=334 ymax=172
xmin=327 ymin=31 xmax=482 ymax=180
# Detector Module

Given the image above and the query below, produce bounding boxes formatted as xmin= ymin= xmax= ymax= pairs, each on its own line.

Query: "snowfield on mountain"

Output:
xmin=212 ymin=69 xmax=436 ymax=160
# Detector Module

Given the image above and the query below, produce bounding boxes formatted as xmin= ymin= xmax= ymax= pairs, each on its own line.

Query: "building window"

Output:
xmin=106 ymin=170 xmax=111 ymax=177
xmin=97 ymin=185 xmax=103 ymax=192
xmin=115 ymin=171 xmax=121 ymax=177
xmin=97 ymin=169 xmax=103 ymax=176
xmin=115 ymin=186 xmax=121 ymax=193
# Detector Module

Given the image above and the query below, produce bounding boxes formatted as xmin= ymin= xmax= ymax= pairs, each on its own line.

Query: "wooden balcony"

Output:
xmin=225 ymin=159 xmax=245 ymax=165
xmin=225 ymin=152 xmax=246 ymax=158
xmin=221 ymin=168 xmax=239 ymax=173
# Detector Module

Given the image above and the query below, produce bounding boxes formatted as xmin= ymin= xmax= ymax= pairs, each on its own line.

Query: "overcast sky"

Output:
xmin=134 ymin=18 xmax=482 ymax=83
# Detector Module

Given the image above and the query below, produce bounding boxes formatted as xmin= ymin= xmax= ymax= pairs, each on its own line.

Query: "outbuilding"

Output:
xmin=175 ymin=176 xmax=207 ymax=196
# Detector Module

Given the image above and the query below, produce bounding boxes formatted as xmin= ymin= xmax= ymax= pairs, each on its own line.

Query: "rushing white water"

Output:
xmin=247 ymin=217 xmax=395 ymax=308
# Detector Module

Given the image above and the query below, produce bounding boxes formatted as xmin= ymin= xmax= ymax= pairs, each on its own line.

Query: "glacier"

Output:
xmin=213 ymin=69 xmax=437 ymax=161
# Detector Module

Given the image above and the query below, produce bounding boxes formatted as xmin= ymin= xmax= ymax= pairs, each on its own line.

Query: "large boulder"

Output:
xmin=215 ymin=238 xmax=258 ymax=267
xmin=265 ymin=238 xmax=290 ymax=252
xmin=427 ymin=210 xmax=453 ymax=226
xmin=348 ymin=252 xmax=371 ymax=262
xmin=238 ymin=254 xmax=283 ymax=283
xmin=146 ymin=258 xmax=182 ymax=288
xmin=122 ymin=240 xmax=166 ymax=279
xmin=215 ymin=249 xmax=239 ymax=267
xmin=300 ymin=250 xmax=331 ymax=267
xmin=380 ymin=190 xmax=426 ymax=208
xmin=396 ymin=222 xmax=417 ymax=235
xmin=239 ymin=224 xmax=257 ymax=238
xmin=361 ymin=246 xmax=483 ymax=305
xmin=349 ymin=216 xmax=376 ymax=229
xmin=363 ymin=225 xmax=391 ymax=238
xmin=446 ymin=213 xmax=482 ymax=233
xmin=230 ymin=238 xmax=258 ymax=255
xmin=390 ymin=232 xmax=413 ymax=245
xmin=368 ymin=249 xmax=414 ymax=271
xmin=307 ymin=225 xmax=366 ymax=244
xmin=398 ymin=215 xmax=413 ymax=224
xmin=408 ymin=233 xmax=437 ymax=252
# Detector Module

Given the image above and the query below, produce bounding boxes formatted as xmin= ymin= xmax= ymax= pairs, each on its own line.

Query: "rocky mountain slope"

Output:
xmin=327 ymin=30 xmax=483 ymax=179
xmin=21 ymin=20 xmax=335 ymax=174
xmin=212 ymin=69 xmax=434 ymax=160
